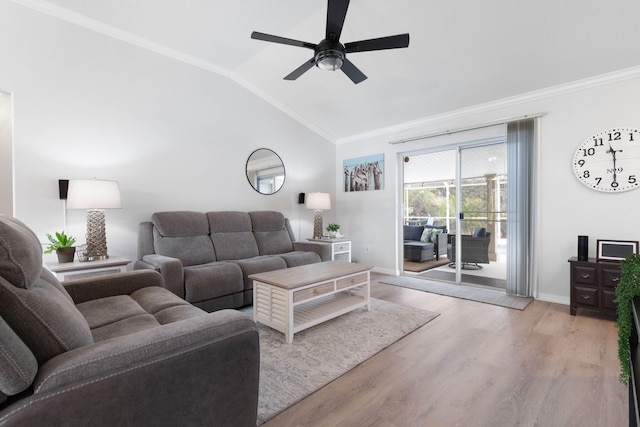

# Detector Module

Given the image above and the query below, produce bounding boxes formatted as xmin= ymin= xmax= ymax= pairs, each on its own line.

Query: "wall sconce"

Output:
xmin=66 ymin=179 xmax=121 ymax=261
xmin=305 ymin=192 xmax=331 ymax=239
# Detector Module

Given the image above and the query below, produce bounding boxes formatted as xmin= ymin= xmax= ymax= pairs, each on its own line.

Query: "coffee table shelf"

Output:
xmin=250 ymin=261 xmax=371 ymax=343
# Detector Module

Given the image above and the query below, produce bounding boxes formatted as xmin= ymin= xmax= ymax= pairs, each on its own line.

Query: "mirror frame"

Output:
xmin=245 ymin=148 xmax=286 ymax=195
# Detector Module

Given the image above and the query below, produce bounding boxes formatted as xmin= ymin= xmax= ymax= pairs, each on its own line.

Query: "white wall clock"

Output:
xmin=573 ymin=128 xmax=640 ymax=192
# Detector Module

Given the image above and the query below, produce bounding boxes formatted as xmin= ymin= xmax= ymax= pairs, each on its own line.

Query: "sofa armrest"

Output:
xmin=137 ymin=254 xmax=185 ymax=299
xmin=2 ymin=310 xmax=259 ymax=426
xmin=293 ymin=241 xmax=332 ymax=261
xmin=64 ymin=270 xmax=164 ymax=304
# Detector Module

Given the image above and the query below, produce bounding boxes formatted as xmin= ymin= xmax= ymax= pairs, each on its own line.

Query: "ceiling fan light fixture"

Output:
xmin=315 ymin=49 xmax=344 ymax=71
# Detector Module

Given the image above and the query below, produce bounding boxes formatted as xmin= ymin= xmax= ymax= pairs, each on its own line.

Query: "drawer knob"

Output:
xmin=581 ymin=274 xmax=590 ymax=279
xmin=581 ymin=295 xmax=591 ymax=300
xmin=611 ymin=277 xmax=620 ymax=283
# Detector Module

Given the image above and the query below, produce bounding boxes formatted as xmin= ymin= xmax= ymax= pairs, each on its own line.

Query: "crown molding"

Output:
xmin=12 ymin=0 xmax=640 ymax=147
xmin=336 ymin=65 xmax=640 ymax=145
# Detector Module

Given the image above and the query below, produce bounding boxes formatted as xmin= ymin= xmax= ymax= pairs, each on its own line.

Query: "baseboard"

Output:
xmin=536 ymin=292 xmax=569 ymax=306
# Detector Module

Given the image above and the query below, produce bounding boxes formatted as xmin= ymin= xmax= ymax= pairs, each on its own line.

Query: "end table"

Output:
xmin=45 ymin=256 xmax=131 ymax=282
xmin=307 ymin=238 xmax=351 ymax=262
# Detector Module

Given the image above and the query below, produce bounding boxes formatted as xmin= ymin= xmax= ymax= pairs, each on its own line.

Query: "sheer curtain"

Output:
xmin=506 ymin=118 xmax=537 ymax=297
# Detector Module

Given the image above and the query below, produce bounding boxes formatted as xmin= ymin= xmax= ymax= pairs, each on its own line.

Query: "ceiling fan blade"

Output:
xmin=345 ymin=33 xmax=410 ymax=53
xmin=326 ymin=0 xmax=350 ymax=42
xmin=284 ymin=58 xmax=316 ymax=80
xmin=341 ymin=58 xmax=367 ymax=84
xmin=251 ymin=31 xmax=317 ymax=50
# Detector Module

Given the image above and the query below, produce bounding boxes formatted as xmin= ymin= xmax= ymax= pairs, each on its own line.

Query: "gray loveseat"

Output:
xmin=0 ymin=215 xmax=259 ymax=426
xmin=135 ymin=210 xmax=330 ymax=311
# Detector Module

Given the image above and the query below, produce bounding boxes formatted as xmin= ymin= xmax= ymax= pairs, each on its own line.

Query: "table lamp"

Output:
xmin=66 ymin=179 xmax=121 ymax=261
xmin=305 ymin=192 xmax=331 ymax=239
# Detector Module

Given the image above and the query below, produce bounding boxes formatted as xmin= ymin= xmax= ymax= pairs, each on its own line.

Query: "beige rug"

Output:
xmin=243 ymin=298 xmax=439 ymax=424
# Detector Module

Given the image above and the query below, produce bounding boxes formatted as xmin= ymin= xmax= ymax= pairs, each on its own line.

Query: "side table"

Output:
xmin=307 ymin=238 xmax=351 ymax=262
xmin=45 ymin=256 xmax=131 ymax=282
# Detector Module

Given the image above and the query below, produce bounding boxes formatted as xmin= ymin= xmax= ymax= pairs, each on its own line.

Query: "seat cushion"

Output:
xmin=232 ymin=256 xmax=287 ymax=290
xmin=76 ymin=286 xmax=206 ymax=342
xmin=278 ymin=251 xmax=321 ymax=268
xmin=183 ymin=262 xmax=244 ymax=304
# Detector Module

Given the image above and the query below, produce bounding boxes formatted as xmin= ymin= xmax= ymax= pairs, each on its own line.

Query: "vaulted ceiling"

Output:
xmin=18 ymin=0 xmax=640 ymax=143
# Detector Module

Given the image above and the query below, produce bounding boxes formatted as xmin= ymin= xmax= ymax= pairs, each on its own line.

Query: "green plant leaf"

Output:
xmin=616 ymin=253 xmax=640 ymax=384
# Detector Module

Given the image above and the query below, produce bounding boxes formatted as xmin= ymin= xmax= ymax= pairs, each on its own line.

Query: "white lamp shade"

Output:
xmin=66 ymin=179 xmax=122 ymax=209
xmin=305 ymin=192 xmax=331 ymax=210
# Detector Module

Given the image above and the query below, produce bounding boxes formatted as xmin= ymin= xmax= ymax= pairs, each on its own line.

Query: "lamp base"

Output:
xmin=83 ymin=209 xmax=109 ymax=260
xmin=313 ymin=209 xmax=324 ymax=240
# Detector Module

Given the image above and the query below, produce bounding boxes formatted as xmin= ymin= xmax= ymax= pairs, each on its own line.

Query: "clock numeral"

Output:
xmin=630 ymin=175 xmax=637 ymax=184
xmin=577 ymin=159 xmax=586 ymax=167
xmin=582 ymin=170 xmax=590 ymax=178
xmin=608 ymin=132 xmax=622 ymax=141
xmin=595 ymin=177 xmax=602 ymax=185
xmin=593 ymin=137 xmax=603 ymax=146
xmin=631 ymin=133 xmax=636 ymax=142
xmin=581 ymin=148 xmax=596 ymax=157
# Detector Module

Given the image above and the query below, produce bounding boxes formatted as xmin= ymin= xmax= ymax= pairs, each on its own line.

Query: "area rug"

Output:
xmin=245 ymin=298 xmax=439 ymax=424
xmin=380 ymin=275 xmax=532 ymax=310
xmin=403 ymin=258 xmax=450 ymax=272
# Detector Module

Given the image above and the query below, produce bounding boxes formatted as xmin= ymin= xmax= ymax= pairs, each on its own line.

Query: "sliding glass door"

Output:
xmin=402 ymin=140 xmax=507 ymax=290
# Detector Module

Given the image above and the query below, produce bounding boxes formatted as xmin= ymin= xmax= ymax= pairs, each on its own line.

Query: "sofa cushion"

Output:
xmin=208 ymin=212 xmax=259 ymax=260
xmin=403 ymin=225 xmax=424 ymax=242
xmin=152 ymin=211 xmax=210 ymax=237
xmin=278 ymin=251 xmax=322 ymax=268
xmin=0 ymin=315 xmax=38 ymax=396
xmin=420 ymin=228 xmax=432 ymax=242
xmin=0 ymin=216 xmax=93 ymax=365
xmin=76 ymin=286 xmax=207 ymax=342
xmin=232 ymin=256 xmax=287 ymax=290
xmin=250 ymin=211 xmax=294 ymax=255
xmin=183 ymin=262 xmax=244 ymax=304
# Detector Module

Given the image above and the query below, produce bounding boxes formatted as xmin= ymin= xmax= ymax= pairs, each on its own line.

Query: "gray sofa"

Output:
xmin=135 ymin=210 xmax=331 ymax=311
xmin=0 ymin=215 xmax=259 ymax=426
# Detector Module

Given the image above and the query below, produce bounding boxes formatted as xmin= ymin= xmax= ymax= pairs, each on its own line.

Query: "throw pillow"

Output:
xmin=420 ymin=228 xmax=433 ymax=243
xmin=430 ymin=229 xmax=442 ymax=243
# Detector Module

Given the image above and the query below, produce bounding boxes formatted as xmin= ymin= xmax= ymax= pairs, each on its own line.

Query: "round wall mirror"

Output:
xmin=246 ymin=148 xmax=285 ymax=195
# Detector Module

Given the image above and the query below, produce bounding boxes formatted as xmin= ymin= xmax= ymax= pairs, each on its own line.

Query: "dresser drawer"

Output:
xmin=336 ymin=272 xmax=368 ymax=290
xmin=601 ymin=268 xmax=622 ymax=288
xmin=601 ymin=289 xmax=618 ymax=311
xmin=573 ymin=266 xmax=597 ymax=286
xmin=574 ymin=286 xmax=598 ymax=308
xmin=334 ymin=242 xmax=350 ymax=252
xmin=293 ymin=281 xmax=334 ymax=303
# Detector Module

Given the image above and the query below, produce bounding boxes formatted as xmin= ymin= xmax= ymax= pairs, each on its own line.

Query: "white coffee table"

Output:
xmin=249 ymin=261 xmax=371 ymax=343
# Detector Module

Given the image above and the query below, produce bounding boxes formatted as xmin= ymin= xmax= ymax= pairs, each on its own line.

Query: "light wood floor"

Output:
xmin=263 ymin=273 xmax=627 ymax=427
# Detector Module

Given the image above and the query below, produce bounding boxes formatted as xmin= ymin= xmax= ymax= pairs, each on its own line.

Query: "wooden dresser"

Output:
xmin=568 ymin=257 xmax=622 ymax=316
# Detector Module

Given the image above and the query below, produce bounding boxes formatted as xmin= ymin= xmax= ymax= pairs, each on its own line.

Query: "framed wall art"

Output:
xmin=343 ymin=154 xmax=384 ymax=192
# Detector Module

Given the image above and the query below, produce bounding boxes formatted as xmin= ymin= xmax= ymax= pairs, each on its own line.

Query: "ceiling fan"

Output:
xmin=251 ymin=0 xmax=409 ymax=84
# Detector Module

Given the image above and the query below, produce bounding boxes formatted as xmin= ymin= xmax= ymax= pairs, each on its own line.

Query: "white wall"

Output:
xmin=337 ymin=74 xmax=640 ymax=304
xmin=0 ymin=2 xmax=335 ymax=264
xmin=0 ymin=91 xmax=12 ymax=216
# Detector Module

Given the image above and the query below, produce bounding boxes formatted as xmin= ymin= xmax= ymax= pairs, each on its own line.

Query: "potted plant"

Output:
xmin=44 ymin=231 xmax=77 ymax=263
xmin=326 ymin=223 xmax=340 ymax=238
xmin=616 ymin=253 xmax=640 ymax=384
